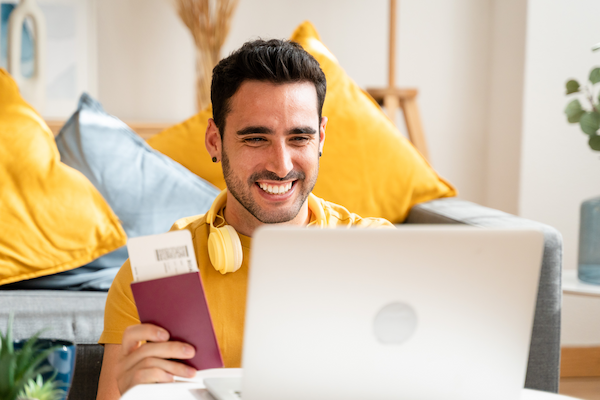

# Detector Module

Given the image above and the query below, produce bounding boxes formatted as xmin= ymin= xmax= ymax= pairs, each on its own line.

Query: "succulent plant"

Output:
xmin=0 ymin=314 xmax=60 ymax=400
xmin=17 ymin=374 xmax=65 ymax=400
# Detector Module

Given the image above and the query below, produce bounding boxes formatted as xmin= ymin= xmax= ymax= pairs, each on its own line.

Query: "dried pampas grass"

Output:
xmin=175 ymin=0 xmax=239 ymax=110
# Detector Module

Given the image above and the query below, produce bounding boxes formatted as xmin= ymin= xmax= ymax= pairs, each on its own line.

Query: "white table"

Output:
xmin=122 ymin=385 xmax=583 ymax=400
xmin=563 ymin=269 xmax=600 ymax=298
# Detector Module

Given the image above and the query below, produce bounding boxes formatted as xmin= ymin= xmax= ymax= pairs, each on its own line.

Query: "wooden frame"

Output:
xmin=561 ymin=346 xmax=600 ymax=378
xmin=366 ymin=0 xmax=430 ymax=161
xmin=366 ymin=88 xmax=429 ymax=161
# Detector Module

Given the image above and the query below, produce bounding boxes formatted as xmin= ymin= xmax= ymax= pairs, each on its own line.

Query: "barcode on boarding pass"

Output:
xmin=155 ymin=245 xmax=189 ymax=261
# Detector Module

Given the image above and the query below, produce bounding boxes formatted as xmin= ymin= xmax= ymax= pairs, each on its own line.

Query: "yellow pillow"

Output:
xmin=0 ymin=69 xmax=127 ymax=286
xmin=148 ymin=22 xmax=456 ymax=222
xmin=148 ymin=107 xmax=226 ymax=190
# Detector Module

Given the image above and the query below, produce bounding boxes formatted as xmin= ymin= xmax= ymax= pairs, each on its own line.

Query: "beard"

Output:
xmin=221 ymin=148 xmax=318 ymax=224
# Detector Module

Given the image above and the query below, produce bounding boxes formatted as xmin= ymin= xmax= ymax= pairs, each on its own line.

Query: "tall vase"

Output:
xmin=578 ymin=195 xmax=600 ymax=284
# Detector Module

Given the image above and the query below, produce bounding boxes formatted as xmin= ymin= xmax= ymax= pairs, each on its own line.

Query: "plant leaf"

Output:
xmin=566 ymin=79 xmax=580 ymax=94
xmin=591 ymin=68 xmax=600 ymax=84
xmin=14 ymin=345 xmax=59 ymax=390
xmin=0 ymin=353 xmax=16 ymax=399
xmin=589 ymin=135 xmax=600 ymax=151
xmin=7 ymin=313 xmax=13 ymax=356
xmin=565 ymin=99 xmax=585 ymax=123
xmin=579 ymin=111 xmax=600 ymax=134
xmin=17 ymin=373 xmax=65 ymax=400
xmin=0 ymin=315 xmax=59 ymax=400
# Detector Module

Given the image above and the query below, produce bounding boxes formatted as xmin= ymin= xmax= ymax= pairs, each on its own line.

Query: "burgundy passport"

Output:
xmin=130 ymin=271 xmax=224 ymax=370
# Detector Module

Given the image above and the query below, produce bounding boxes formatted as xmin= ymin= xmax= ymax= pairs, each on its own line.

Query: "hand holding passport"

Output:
xmin=127 ymin=231 xmax=224 ymax=371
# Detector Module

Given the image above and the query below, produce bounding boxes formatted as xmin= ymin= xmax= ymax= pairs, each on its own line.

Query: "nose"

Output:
xmin=265 ymin=140 xmax=294 ymax=178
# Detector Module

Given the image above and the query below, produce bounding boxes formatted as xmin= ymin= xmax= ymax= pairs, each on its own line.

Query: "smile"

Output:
xmin=257 ymin=181 xmax=294 ymax=195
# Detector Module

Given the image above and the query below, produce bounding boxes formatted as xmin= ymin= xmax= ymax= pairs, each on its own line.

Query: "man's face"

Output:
xmin=212 ymin=80 xmax=326 ymax=226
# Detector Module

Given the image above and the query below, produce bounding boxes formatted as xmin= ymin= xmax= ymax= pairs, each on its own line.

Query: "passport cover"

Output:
xmin=130 ymin=271 xmax=224 ymax=370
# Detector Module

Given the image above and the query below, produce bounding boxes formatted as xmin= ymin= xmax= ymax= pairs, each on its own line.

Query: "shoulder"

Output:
xmin=171 ymin=213 xmax=209 ymax=231
xmin=316 ymin=196 xmax=394 ymax=228
xmin=170 ymin=213 xmax=211 ymax=241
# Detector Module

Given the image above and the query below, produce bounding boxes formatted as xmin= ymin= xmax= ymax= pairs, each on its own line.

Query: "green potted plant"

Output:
xmin=564 ymin=43 xmax=600 ymax=150
xmin=564 ymin=43 xmax=600 ymax=285
xmin=0 ymin=314 xmax=63 ymax=400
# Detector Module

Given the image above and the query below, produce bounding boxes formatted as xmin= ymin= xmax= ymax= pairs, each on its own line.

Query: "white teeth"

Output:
xmin=258 ymin=182 xmax=293 ymax=195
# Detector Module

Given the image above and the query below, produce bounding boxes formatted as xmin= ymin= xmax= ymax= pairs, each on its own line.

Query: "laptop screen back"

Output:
xmin=242 ymin=226 xmax=543 ymax=400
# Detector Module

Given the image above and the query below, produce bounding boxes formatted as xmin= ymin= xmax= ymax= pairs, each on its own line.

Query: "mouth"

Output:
xmin=256 ymin=181 xmax=295 ymax=195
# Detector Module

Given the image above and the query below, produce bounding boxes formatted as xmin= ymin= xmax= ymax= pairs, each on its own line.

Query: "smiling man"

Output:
xmin=96 ymin=39 xmax=393 ymax=399
xmin=211 ymin=79 xmax=323 ymax=235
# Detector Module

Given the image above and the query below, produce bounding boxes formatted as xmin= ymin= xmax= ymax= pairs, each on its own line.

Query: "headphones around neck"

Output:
xmin=206 ymin=189 xmax=327 ymax=274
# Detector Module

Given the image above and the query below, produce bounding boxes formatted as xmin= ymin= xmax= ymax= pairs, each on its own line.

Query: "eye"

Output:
xmin=244 ymin=137 xmax=267 ymax=144
xmin=290 ymin=136 xmax=311 ymax=144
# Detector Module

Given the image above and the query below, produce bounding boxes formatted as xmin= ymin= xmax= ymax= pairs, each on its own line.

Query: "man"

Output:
xmin=96 ymin=39 xmax=392 ymax=399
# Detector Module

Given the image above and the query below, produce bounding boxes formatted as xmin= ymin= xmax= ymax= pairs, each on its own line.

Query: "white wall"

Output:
xmin=395 ymin=0 xmax=492 ymax=204
xmin=97 ymin=0 xmax=196 ymax=121
xmin=520 ymin=0 xmax=600 ymax=345
xmin=484 ymin=0 xmax=527 ymax=215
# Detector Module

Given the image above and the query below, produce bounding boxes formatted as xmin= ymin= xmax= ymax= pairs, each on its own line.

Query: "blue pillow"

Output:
xmin=15 ymin=93 xmax=219 ymax=290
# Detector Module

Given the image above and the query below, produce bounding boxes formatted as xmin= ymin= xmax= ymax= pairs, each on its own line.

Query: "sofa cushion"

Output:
xmin=0 ymin=69 xmax=126 ymax=286
xmin=0 ymin=290 xmax=107 ymax=343
xmin=147 ymin=22 xmax=456 ymax=223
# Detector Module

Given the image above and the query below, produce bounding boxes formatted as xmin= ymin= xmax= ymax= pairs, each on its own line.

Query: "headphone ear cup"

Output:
xmin=208 ymin=225 xmax=243 ymax=274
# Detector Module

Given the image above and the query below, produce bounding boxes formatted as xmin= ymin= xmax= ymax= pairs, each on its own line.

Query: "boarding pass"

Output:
xmin=127 ymin=230 xmax=198 ymax=282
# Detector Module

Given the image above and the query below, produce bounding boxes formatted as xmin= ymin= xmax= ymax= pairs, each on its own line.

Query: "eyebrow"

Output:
xmin=235 ymin=126 xmax=317 ymax=136
xmin=290 ymin=126 xmax=317 ymax=135
xmin=236 ymin=126 xmax=273 ymax=136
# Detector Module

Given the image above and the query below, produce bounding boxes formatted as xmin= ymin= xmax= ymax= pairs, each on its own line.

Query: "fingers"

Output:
xmin=117 ymin=358 xmax=195 ymax=394
xmin=116 ymin=323 xmax=197 ymax=395
xmin=119 ymin=365 xmax=174 ymax=394
xmin=122 ymin=323 xmax=170 ymax=355
xmin=136 ymin=357 xmax=196 ymax=379
xmin=120 ymin=341 xmax=196 ymax=373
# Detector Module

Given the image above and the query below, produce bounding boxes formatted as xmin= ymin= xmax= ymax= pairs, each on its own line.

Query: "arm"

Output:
xmin=96 ymin=344 xmax=121 ymax=400
xmin=96 ymin=324 xmax=197 ymax=400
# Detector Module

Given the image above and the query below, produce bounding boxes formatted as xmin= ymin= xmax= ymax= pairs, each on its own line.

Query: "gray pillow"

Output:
xmin=10 ymin=93 xmax=219 ymax=290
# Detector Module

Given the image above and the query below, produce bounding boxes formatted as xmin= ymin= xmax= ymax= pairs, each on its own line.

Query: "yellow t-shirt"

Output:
xmin=99 ymin=194 xmax=393 ymax=367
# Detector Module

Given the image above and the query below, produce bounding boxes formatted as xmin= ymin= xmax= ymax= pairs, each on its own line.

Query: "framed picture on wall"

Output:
xmin=0 ymin=0 xmax=97 ymax=118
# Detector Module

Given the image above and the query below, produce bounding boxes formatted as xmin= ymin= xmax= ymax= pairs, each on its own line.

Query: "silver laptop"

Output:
xmin=208 ymin=226 xmax=544 ymax=400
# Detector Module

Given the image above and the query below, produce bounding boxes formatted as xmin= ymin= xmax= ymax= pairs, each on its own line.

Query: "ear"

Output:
xmin=205 ymin=118 xmax=222 ymax=161
xmin=319 ymin=116 xmax=327 ymax=154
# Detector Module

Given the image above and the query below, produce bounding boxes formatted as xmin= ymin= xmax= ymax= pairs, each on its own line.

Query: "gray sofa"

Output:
xmin=0 ymin=198 xmax=562 ymax=399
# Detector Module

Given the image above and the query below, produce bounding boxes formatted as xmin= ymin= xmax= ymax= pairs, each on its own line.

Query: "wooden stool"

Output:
xmin=366 ymin=0 xmax=430 ymax=161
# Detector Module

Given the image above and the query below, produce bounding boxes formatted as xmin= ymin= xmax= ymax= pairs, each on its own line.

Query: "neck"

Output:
xmin=223 ymin=192 xmax=311 ymax=237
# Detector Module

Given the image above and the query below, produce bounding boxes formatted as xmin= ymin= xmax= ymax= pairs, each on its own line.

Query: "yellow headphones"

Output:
xmin=206 ymin=189 xmax=327 ymax=274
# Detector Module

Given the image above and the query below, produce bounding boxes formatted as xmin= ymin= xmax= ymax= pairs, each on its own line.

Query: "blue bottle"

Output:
xmin=578 ymin=195 xmax=600 ymax=284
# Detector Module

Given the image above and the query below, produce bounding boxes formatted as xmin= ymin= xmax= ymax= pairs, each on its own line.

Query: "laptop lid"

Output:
xmin=241 ymin=226 xmax=544 ymax=400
